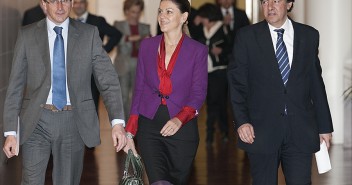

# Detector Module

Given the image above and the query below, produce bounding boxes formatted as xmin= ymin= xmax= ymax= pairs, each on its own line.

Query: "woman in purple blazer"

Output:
xmin=123 ymin=0 xmax=208 ymax=184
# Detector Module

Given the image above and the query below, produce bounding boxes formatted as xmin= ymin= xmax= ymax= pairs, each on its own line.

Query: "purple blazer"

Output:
xmin=130 ymin=35 xmax=208 ymax=120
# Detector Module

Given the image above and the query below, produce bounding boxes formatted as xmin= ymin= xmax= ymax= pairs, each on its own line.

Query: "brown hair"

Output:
xmin=123 ymin=0 xmax=144 ymax=12
xmin=160 ymin=0 xmax=191 ymax=36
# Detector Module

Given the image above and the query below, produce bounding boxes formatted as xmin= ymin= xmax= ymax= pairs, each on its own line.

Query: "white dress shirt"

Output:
xmin=268 ymin=18 xmax=294 ymax=67
xmin=76 ymin=11 xmax=88 ymax=23
xmin=221 ymin=6 xmax=234 ymax=30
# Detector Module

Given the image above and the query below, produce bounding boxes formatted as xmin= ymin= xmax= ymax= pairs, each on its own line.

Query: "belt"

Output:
xmin=43 ymin=104 xmax=72 ymax=112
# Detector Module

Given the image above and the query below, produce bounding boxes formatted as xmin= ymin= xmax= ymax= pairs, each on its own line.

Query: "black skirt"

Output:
xmin=136 ymin=105 xmax=199 ymax=185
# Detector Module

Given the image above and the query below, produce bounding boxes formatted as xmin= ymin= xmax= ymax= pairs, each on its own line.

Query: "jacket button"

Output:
xmin=40 ymin=104 xmax=44 ymax=108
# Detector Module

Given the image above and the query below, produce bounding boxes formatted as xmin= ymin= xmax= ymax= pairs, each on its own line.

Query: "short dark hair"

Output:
xmin=160 ymin=0 xmax=191 ymax=14
xmin=123 ymin=0 xmax=145 ymax=12
xmin=197 ymin=3 xmax=223 ymax=22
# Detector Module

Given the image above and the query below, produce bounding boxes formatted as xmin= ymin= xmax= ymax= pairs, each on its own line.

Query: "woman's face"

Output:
xmin=158 ymin=0 xmax=188 ymax=33
xmin=125 ymin=4 xmax=142 ymax=23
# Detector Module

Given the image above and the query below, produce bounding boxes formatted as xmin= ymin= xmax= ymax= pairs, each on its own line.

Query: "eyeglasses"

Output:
xmin=45 ymin=0 xmax=72 ymax=4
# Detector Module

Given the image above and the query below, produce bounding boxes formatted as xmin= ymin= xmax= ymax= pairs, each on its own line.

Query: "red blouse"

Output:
xmin=125 ymin=34 xmax=197 ymax=136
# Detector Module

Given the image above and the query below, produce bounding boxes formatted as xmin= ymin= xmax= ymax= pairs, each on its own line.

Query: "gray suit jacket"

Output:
xmin=113 ymin=21 xmax=150 ymax=75
xmin=3 ymin=18 xmax=124 ymax=147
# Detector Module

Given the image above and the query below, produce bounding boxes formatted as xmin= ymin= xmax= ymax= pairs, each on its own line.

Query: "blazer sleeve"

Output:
xmin=227 ymin=29 xmax=250 ymax=130
xmin=185 ymin=45 xmax=208 ymax=111
xmin=309 ymin=31 xmax=334 ymax=133
xmin=100 ymin=17 xmax=122 ymax=53
xmin=3 ymin=29 xmax=27 ymax=132
xmin=91 ymin=27 xmax=124 ymax=121
xmin=129 ymin=39 xmax=146 ymax=116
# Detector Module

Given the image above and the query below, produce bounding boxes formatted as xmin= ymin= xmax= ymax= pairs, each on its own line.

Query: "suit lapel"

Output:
xmin=256 ymin=21 xmax=283 ymax=82
xmin=288 ymin=21 xmax=304 ymax=85
xmin=123 ymin=21 xmax=131 ymax=35
xmin=36 ymin=20 xmax=51 ymax=81
xmin=67 ymin=19 xmax=79 ymax=91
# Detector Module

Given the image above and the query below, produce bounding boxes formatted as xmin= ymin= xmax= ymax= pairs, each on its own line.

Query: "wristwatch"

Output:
xmin=126 ymin=132 xmax=134 ymax=139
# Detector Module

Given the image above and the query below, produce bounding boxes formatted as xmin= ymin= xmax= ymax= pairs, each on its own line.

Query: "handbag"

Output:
xmin=119 ymin=149 xmax=144 ymax=185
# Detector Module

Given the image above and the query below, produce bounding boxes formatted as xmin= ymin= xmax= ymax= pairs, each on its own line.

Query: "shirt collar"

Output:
xmin=268 ymin=17 xmax=291 ymax=33
xmin=221 ymin=6 xmax=234 ymax=15
xmin=47 ymin=17 xmax=70 ymax=36
xmin=77 ymin=11 xmax=88 ymax=23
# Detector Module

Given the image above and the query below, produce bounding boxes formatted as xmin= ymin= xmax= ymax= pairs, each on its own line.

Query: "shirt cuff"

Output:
xmin=111 ymin=119 xmax=125 ymax=127
xmin=175 ymin=106 xmax=197 ymax=126
xmin=4 ymin=131 xmax=17 ymax=137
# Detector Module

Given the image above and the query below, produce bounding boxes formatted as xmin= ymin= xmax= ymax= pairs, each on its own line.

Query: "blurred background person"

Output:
xmin=72 ymin=0 xmax=122 ymax=111
xmin=22 ymin=0 xmax=46 ymax=26
xmin=195 ymin=3 xmax=232 ymax=146
xmin=216 ymin=0 xmax=249 ymax=41
xmin=113 ymin=0 xmax=151 ymax=119
xmin=216 ymin=0 xmax=249 ymax=64
xmin=123 ymin=0 xmax=208 ymax=184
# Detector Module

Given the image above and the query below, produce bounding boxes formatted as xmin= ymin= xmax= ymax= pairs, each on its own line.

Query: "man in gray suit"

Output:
xmin=2 ymin=0 xmax=127 ymax=184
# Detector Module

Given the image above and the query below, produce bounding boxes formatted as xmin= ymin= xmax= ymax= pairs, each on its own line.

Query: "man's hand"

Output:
xmin=160 ymin=117 xmax=182 ymax=137
xmin=237 ymin=123 xmax=255 ymax=144
xmin=112 ymin=124 xmax=127 ymax=152
xmin=319 ymin=133 xmax=332 ymax=149
xmin=3 ymin=136 xmax=17 ymax=158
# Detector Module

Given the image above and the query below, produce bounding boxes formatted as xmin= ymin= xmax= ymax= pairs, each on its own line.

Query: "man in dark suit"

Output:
xmin=22 ymin=2 xmax=46 ymax=26
xmin=2 ymin=0 xmax=126 ymax=184
xmin=72 ymin=0 xmax=122 ymax=110
xmin=228 ymin=0 xmax=334 ymax=184
xmin=216 ymin=0 xmax=250 ymax=45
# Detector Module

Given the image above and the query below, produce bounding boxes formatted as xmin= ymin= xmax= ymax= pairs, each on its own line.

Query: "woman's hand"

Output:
xmin=160 ymin=117 xmax=182 ymax=137
xmin=123 ymin=137 xmax=138 ymax=156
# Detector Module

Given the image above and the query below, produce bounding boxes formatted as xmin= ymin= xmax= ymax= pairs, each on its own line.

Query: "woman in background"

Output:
xmin=195 ymin=3 xmax=232 ymax=146
xmin=113 ymin=0 xmax=150 ymax=118
xmin=123 ymin=0 xmax=208 ymax=184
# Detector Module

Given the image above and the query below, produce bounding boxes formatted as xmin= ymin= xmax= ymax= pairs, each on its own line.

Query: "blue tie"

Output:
xmin=53 ymin=26 xmax=67 ymax=110
xmin=275 ymin=28 xmax=290 ymax=86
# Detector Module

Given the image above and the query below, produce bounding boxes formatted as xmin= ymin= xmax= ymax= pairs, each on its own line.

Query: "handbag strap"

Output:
xmin=123 ymin=149 xmax=143 ymax=178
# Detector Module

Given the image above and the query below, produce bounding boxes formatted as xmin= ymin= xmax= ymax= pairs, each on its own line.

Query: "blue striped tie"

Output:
xmin=275 ymin=29 xmax=290 ymax=86
xmin=53 ymin=26 xmax=67 ymax=110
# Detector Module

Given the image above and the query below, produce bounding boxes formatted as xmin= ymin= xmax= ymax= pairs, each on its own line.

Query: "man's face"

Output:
xmin=217 ymin=0 xmax=234 ymax=9
xmin=42 ymin=0 xmax=72 ymax=25
xmin=261 ymin=0 xmax=292 ymax=28
xmin=72 ymin=0 xmax=87 ymax=17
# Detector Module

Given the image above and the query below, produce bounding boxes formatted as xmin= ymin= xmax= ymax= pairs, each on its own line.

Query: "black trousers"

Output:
xmin=136 ymin=105 xmax=199 ymax=185
xmin=247 ymin=116 xmax=313 ymax=185
xmin=206 ymin=69 xmax=228 ymax=142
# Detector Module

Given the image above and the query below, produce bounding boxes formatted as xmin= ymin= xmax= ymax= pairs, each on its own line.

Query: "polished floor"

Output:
xmin=2 ymin=102 xmax=352 ymax=185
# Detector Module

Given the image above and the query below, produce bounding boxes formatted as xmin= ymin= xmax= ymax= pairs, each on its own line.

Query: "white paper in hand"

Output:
xmin=315 ymin=140 xmax=331 ymax=174
xmin=15 ymin=117 xmax=20 ymax=156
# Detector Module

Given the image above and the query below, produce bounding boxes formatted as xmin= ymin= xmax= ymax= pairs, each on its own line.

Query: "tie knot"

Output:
xmin=54 ymin=26 xmax=63 ymax=35
xmin=274 ymin=28 xmax=285 ymax=35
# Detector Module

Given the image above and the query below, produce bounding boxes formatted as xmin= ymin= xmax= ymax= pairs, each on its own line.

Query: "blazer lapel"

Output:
xmin=288 ymin=21 xmax=304 ymax=85
xmin=36 ymin=20 xmax=51 ymax=82
xmin=256 ymin=21 xmax=283 ymax=83
xmin=67 ymin=19 xmax=79 ymax=92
